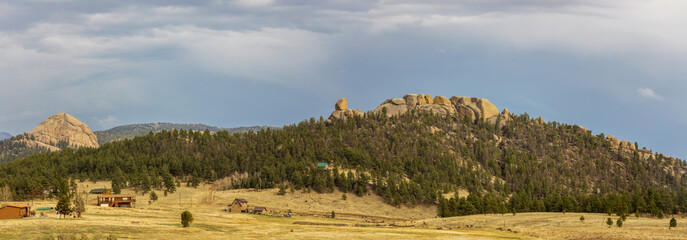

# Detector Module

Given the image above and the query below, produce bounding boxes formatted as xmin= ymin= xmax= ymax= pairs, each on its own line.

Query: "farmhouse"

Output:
xmin=0 ymin=204 xmax=32 ymax=219
xmin=229 ymin=198 xmax=249 ymax=213
xmin=252 ymin=207 xmax=267 ymax=215
xmin=89 ymin=188 xmax=112 ymax=195
xmin=97 ymin=194 xmax=136 ymax=208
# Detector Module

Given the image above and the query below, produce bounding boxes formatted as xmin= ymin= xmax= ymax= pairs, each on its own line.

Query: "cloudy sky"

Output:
xmin=1 ymin=0 xmax=686 ymax=159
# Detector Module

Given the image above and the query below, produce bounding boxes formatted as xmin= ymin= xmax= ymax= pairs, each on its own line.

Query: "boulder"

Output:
xmin=424 ymin=94 xmax=434 ymax=104
xmin=500 ymin=108 xmax=511 ymax=121
xmin=404 ymin=94 xmax=419 ymax=107
xmin=373 ymin=103 xmax=408 ymax=117
xmin=456 ymin=105 xmax=476 ymax=120
xmin=29 ymin=113 xmax=99 ymax=148
xmin=450 ymin=96 xmax=462 ymax=106
xmin=417 ymin=94 xmax=427 ymax=105
xmin=476 ymin=98 xmax=499 ymax=119
xmin=458 ymin=97 xmax=472 ymax=105
xmin=434 ymin=96 xmax=451 ymax=106
xmin=467 ymin=104 xmax=482 ymax=120
xmin=335 ymin=98 xmax=348 ymax=111
xmin=390 ymin=98 xmax=406 ymax=105
xmin=419 ymin=104 xmax=455 ymax=115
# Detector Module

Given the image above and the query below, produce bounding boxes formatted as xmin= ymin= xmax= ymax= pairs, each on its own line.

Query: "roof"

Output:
xmin=36 ymin=207 xmax=53 ymax=211
xmin=2 ymin=204 xmax=29 ymax=209
xmin=317 ymin=162 xmax=328 ymax=167
xmin=97 ymin=194 xmax=136 ymax=198
xmin=253 ymin=207 xmax=266 ymax=211
xmin=234 ymin=198 xmax=248 ymax=203
xmin=89 ymin=188 xmax=110 ymax=194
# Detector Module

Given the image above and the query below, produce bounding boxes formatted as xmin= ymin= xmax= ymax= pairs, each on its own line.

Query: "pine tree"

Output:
xmin=670 ymin=217 xmax=677 ymax=229
xmin=616 ymin=218 xmax=623 ymax=228
xmin=580 ymin=215 xmax=585 ymax=222
xmin=56 ymin=195 xmax=73 ymax=218
xmin=606 ymin=218 xmax=613 ymax=228
xmin=181 ymin=211 xmax=194 ymax=227
xmin=150 ymin=191 xmax=158 ymax=201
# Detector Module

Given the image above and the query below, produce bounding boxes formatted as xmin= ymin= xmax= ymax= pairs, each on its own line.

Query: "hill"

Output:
xmin=94 ymin=123 xmax=275 ymax=145
xmin=0 ymin=94 xmax=685 ymax=218
xmin=0 ymin=113 xmax=98 ymax=162
xmin=0 ymin=132 xmax=11 ymax=141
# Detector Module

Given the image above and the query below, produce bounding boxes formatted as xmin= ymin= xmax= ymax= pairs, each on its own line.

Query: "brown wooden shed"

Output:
xmin=229 ymin=198 xmax=249 ymax=213
xmin=253 ymin=207 xmax=267 ymax=215
xmin=0 ymin=204 xmax=32 ymax=219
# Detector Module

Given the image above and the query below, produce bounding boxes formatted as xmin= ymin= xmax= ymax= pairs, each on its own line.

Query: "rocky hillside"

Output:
xmin=29 ymin=113 xmax=99 ymax=148
xmin=1 ymin=94 xmax=685 ymax=216
xmin=95 ymin=123 xmax=276 ymax=145
xmin=0 ymin=113 xmax=98 ymax=162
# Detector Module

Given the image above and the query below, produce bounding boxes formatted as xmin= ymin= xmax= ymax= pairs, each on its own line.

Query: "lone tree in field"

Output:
xmin=670 ymin=217 xmax=677 ymax=229
xmin=616 ymin=218 xmax=623 ymax=228
xmin=181 ymin=211 xmax=194 ymax=228
xmin=331 ymin=211 xmax=336 ymax=219
xmin=73 ymin=192 xmax=86 ymax=216
xmin=606 ymin=218 xmax=613 ymax=228
xmin=579 ymin=216 xmax=585 ymax=222
xmin=150 ymin=191 xmax=158 ymax=201
xmin=56 ymin=195 xmax=73 ymax=218
xmin=342 ymin=193 xmax=347 ymax=200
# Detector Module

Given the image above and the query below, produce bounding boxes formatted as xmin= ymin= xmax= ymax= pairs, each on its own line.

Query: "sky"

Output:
xmin=0 ymin=0 xmax=685 ymax=160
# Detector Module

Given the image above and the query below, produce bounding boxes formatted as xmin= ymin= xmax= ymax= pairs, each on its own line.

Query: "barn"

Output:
xmin=0 ymin=204 xmax=32 ymax=219
xmin=229 ymin=198 xmax=249 ymax=213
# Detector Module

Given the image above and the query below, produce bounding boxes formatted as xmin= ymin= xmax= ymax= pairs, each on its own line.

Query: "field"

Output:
xmin=0 ymin=182 xmax=684 ymax=239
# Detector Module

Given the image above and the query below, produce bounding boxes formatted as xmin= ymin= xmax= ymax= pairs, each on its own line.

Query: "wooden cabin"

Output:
xmin=89 ymin=188 xmax=112 ymax=195
xmin=229 ymin=198 xmax=249 ymax=213
xmin=253 ymin=207 xmax=267 ymax=215
xmin=0 ymin=204 xmax=32 ymax=219
xmin=97 ymin=194 xmax=136 ymax=208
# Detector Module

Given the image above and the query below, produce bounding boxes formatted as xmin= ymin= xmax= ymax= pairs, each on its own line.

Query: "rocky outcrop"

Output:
xmin=367 ymin=94 xmax=506 ymax=125
xmin=328 ymin=94 xmax=516 ymax=128
xmin=327 ymin=98 xmax=364 ymax=122
xmin=28 ymin=113 xmax=99 ymax=148
xmin=335 ymin=98 xmax=348 ymax=111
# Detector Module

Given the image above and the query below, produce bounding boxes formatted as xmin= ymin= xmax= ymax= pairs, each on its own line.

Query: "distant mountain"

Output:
xmin=1 ymin=113 xmax=98 ymax=162
xmin=94 ymin=123 xmax=276 ymax=145
xmin=0 ymin=132 xmax=11 ymax=141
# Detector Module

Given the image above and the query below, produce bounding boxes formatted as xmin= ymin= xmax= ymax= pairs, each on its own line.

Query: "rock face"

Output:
xmin=368 ymin=94 xmax=507 ymax=125
xmin=329 ymin=94 xmax=516 ymax=128
xmin=335 ymin=98 xmax=348 ymax=111
xmin=28 ymin=113 xmax=99 ymax=148
xmin=327 ymin=98 xmax=364 ymax=122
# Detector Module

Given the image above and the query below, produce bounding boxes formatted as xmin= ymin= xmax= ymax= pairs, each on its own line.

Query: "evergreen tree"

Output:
xmin=56 ymin=195 xmax=73 ymax=218
xmin=580 ymin=215 xmax=585 ymax=222
xmin=181 ymin=211 xmax=194 ymax=228
xmin=669 ymin=217 xmax=677 ymax=229
xmin=606 ymin=218 xmax=613 ymax=228
xmin=150 ymin=191 xmax=158 ymax=201
xmin=616 ymin=218 xmax=623 ymax=228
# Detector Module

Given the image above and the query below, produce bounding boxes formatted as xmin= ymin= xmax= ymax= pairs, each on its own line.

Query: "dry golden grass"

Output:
xmin=1 ymin=181 xmax=684 ymax=239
